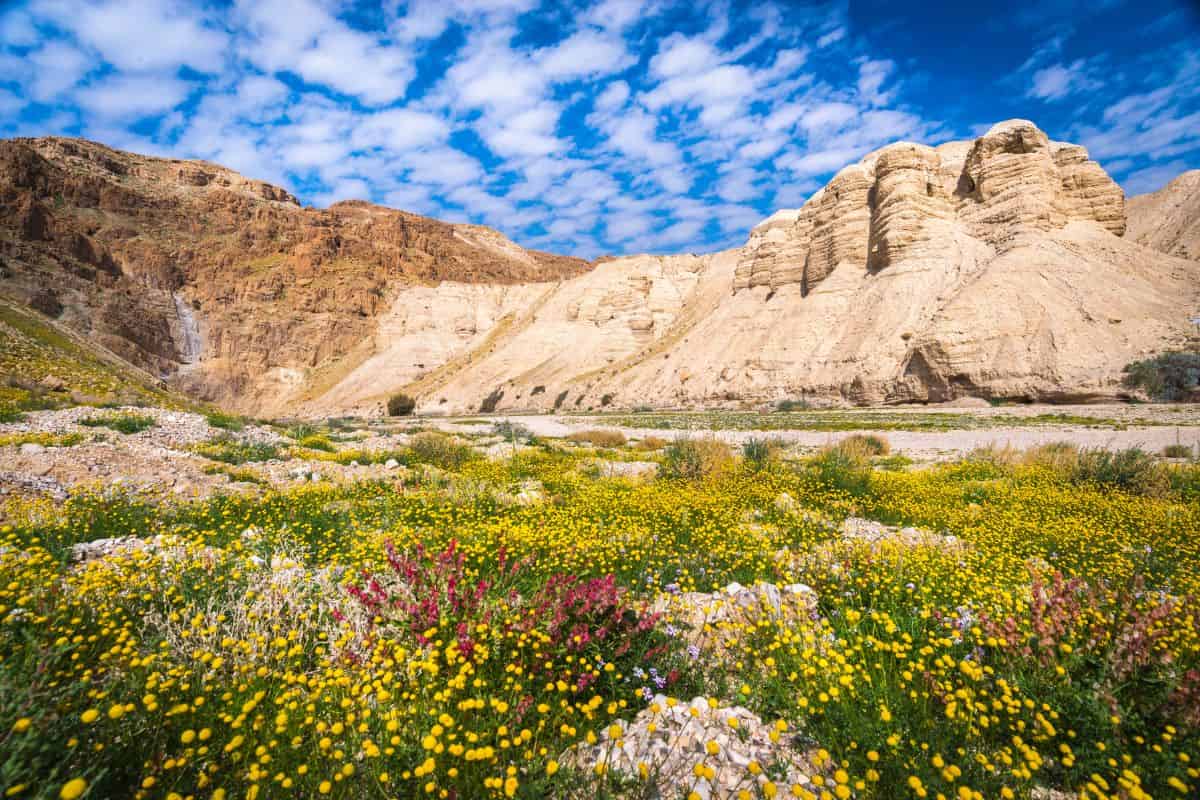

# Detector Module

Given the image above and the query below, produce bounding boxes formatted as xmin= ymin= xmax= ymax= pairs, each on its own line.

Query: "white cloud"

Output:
xmin=856 ymin=58 xmax=894 ymax=106
xmin=27 ymin=41 xmax=92 ymax=101
xmin=351 ymin=109 xmax=450 ymax=151
xmin=236 ymin=0 xmax=414 ymax=104
xmin=1027 ymin=59 xmax=1100 ymax=101
xmin=34 ymin=0 xmax=227 ymax=73
xmin=537 ymin=29 xmax=633 ymax=79
xmin=75 ymin=73 xmax=193 ymax=118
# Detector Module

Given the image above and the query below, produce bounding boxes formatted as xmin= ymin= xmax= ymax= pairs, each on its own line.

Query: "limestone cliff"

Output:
xmin=1 ymin=122 xmax=1197 ymax=416
xmin=1127 ymin=170 xmax=1200 ymax=262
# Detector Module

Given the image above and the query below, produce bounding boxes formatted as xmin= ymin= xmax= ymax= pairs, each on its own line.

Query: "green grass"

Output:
xmin=76 ymin=412 xmax=157 ymax=434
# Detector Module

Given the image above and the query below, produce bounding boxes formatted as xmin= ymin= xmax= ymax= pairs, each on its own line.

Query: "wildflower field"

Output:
xmin=2 ymin=432 xmax=1199 ymax=800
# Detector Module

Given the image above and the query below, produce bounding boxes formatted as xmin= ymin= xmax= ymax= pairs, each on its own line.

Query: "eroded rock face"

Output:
xmin=1127 ymin=169 xmax=1200 ymax=261
xmin=736 ymin=120 xmax=1128 ymax=295
xmin=2 ymin=121 xmax=1196 ymax=415
xmin=0 ymin=137 xmax=590 ymax=415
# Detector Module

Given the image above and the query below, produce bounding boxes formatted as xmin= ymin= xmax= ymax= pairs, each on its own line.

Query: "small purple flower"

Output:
xmin=665 ymin=624 xmax=679 ymax=637
xmin=687 ymin=644 xmax=701 ymax=660
xmin=654 ymin=675 xmax=667 ymax=689
xmin=633 ymin=666 xmax=646 ymax=679
xmin=641 ymin=687 xmax=654 ymax=701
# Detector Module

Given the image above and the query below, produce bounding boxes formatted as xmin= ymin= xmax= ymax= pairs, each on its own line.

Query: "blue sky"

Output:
xmin=2 ymin=0 xmax=1198 ymax=258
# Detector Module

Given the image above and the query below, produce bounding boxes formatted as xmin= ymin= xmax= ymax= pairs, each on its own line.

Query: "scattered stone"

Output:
xmin=565 ymin=694 xmax=824 ymax=800
xmin=384 ymin=458 xmax=400 ymax=469
xmin=38 ymin=374 xmax=66 ymax=391
xmin=652 ymin=581 xmax=817 ymax=651
xmin=18 ymin=442 xmax=45 ymax=455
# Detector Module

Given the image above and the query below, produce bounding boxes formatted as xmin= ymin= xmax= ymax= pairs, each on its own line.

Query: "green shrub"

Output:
xmin=387 ymin=393 xmax=416 ymax=416
xmin=493 ymin=421 xmax=533 ymax=442
xmin=193 ymin=438 xmax=283 ymax=465
xmin=284 ymin=423 xmax=319 ymax=440
xmin=566 ymin=429 xmax=627 ymax=447
xmin=831 ymin=433 xmax=891 ymax=458
xmin=205 ymin=411 xmax=245 ymax=431
xmin=741 ymin=436 xmax=785 ymax=470
xmin=1122 ymin=351 xmax=1200 ymax=401
xmin=77 ymin=412 xmax=156 ymax=434
xmin=1071 ymin=447 xmax=1170 ymax=497
xmin=297 ymin=434 xmax=336 ymax=452
xmin=0 ymin=405 xmax=26 ymax=423
xmin=659 ymin=437 xmax=733 ymax=481
xmin=774 ymin=398 xmax=811 ymax=412
xmin=408 ymin=432 xmax=476 ymax=470
xmin=1163 ymin=443 xmax=1195 ymax=459
xmin=808 ymin=445 xmax=873 ymax=497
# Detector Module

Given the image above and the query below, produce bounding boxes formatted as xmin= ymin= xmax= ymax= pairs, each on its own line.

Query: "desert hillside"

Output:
xmin=1 ymin=121 xmax=1198 ymax=416
xmin=1127 ymin=169 xmax=1200 ymax=261
xmin=0 ymin=136 xmax=589 ymax=415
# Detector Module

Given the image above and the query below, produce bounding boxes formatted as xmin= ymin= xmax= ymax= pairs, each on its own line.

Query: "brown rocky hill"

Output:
xmin=1127 ymin=169 xmax=1200 ymax=261
xmin=1 ymin=122 xmax=1198 ymax=416
xmin=0 ymin=137 xmax=588 ymax=413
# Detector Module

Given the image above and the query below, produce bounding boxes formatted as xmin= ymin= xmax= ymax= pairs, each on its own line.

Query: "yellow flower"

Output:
xmin=546 ymin=761 xmax=559 ymax=776
xmin=79 ymin=710 xmax=99 ymax=724
xmin=59 ymin=779 xmax=87 ymax=800
xmin=11 ymin=718 xmax=31 ymax=733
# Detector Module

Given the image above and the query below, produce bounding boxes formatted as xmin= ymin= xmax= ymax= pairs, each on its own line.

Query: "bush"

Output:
xmin=1122 ymin=351 xmax=1200 ymax=401
xmin=1163 ymin=443 xmax=1195 ymax=459
xmin=774 ymin=398 xmax=811 ymax=412
xmin=741 ymin=436 xmax=785 ymax=470
xmin=1071 ymin=447 xmax=1170 ymax=497
xmin=387 ymin=393 xmax=417 ymax=416
xmin=808 ymin=445 xmax=874 ymax=496
xmin=205 ymin=411 xmax=245 ymax=431
xmin=566 ymin=429 xmax=627 ymax=447
xmin=193 ymin=438 xmax=283 ymax=465
xmin=297 ymin=434 xmax=335 ymax=452
xmin=492 ymin=421 xmax=533 ymax=442
xmin=284 ymin=423 xmax=318 ymax=440
xmin=408 ymin=432 xmax=476 ymax=470
xmin=830 ymin=433 xmax=890 ymax=459
xmin=636 ymin=435 xmax=668 ymax=451
xmin=659 ymin=436 xmax=733 ymax=481
xmin=1022 ymin=441 xmax=1080 ymax=472
xmin=77 ymin=412 xmax=156 ymax=434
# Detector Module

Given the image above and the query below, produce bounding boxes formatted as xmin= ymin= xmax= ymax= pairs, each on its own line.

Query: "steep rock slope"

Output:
xmin=2 ymin=122 xmax=1198 ymax=416
xmin=0 ymin=137 xmax=588 ymax=415
xmin=381 ymin=121 xmax=1198 ymax=412
xmin=1127 ymin=170 xmax=1200 ymax=261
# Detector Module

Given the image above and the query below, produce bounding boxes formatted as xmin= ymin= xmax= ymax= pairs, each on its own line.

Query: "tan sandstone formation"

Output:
xmin=1 ymin=120 xmax=1197 ymax=416
xmin=1127 ymin=169 xmax=1200 ymax=262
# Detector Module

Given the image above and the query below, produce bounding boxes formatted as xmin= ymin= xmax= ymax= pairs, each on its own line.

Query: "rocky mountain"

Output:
xmin=1 ymin=121 xmax=1198 ymax=416
xmin=0 ymin=137 xmax=588 ymax=414
xmin=1127 ymin=170 xmax=1200 ymax=262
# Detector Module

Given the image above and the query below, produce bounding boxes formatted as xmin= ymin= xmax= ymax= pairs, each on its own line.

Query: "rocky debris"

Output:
xmin=840 ymin=516 xmax=961 ymax=549
xmin=565 ymin=694 xmax=823 ymax=800
xmin=38 ymin=374 xmax=66 ymax=391
xmin=652 ymin=582 xmax=817 ymax=650
xmin=0 ymin=470 xmax=68 ymax=501
xmin=18 ymin=442 xmax=44 ymax=455
xmin=586 ymin=459 xmax=658 ymax=478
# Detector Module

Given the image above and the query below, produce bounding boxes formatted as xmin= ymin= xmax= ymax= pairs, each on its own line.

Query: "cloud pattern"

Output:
xmin=2 ymin=0 xmax=1199 ymax=257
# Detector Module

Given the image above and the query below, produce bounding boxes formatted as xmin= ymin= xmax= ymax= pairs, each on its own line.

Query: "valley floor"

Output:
xmin=1 ymin=403 xmax=1198 ymax=800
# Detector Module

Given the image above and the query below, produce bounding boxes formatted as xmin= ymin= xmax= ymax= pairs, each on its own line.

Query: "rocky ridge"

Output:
xmin=1 ymin=121 xmax=1199 ymax=415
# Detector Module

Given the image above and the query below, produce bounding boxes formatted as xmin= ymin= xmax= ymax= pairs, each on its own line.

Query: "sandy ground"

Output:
xmin=445 ymin=404 xmax=1200 ymax=461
